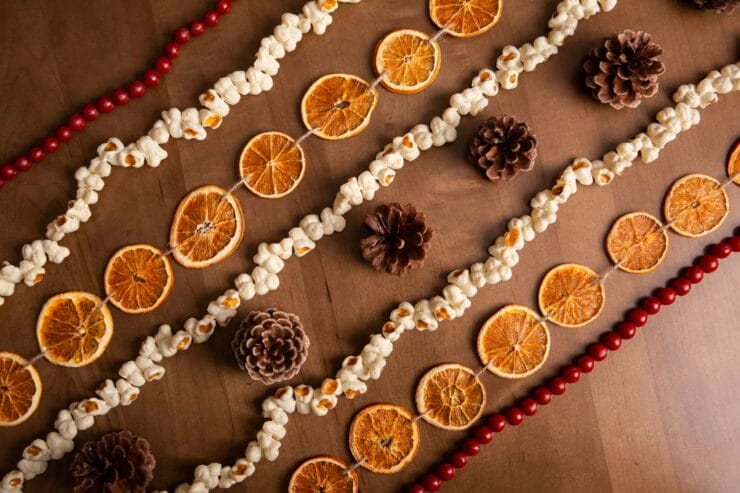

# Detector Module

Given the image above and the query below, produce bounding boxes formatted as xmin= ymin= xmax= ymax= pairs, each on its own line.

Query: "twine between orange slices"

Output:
xmin=374 ymin=29 xmax=441 ymax=95
xmin=663 ymin=173 xmax=729 ymax=238
xmin=538 ymin=263 xmax=606 ymax=328
xmin=429 ymin=0 xmax=503 ymax=38
xmin=289 ymin=456 xmax=359 ymax=493
xmin=415 ymin=363 xmax=487 ymax=429
xmin=606 ymin=212 xmax=669 ymax=274
xmin=0 ymin=352 xmax=42 ymax=427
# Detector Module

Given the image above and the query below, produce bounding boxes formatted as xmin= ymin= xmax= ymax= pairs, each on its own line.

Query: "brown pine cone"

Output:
xmin=689 ymin=0 xmax=737 ymax=13
xmin=232 ymin=309 xmax=310 ymax=385
xmin=468 ymin=116 xmax=537 ymax=182
xmin=583 ymin=30 xmax=665 ymax=109
xmin=360 ymin=203 xmax=433 ymax=276
xmin=70 ymin=431 xmax=156 ymax=493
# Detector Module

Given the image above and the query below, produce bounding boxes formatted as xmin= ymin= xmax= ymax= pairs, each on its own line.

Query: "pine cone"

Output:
xmin=360 ymin=203 xmax=433 ymax=276
xmin=583 ymin=30 xmax=665 ymax=109
xmin=467 ymin=116 xmax=537 ymax=182
xmin=689 ymin=0 xmax=737 ymax=13
xmin=232 ymin=309 xmax=310 ymax=385
xmin=70 ymin=431 xmax=156 ymax=493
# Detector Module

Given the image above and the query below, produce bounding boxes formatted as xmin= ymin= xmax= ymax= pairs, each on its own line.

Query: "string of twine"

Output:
xmin=428 ymin=25 xmax=449 ymax=44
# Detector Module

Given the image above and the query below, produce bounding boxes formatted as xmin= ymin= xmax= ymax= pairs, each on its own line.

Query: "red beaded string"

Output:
xmin=0 ymin=0 xmax=234 ymax=192
xmin=405 ymin=231 xmax=740 ymax=493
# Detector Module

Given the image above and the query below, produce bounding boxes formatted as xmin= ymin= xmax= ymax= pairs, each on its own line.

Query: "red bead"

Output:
xmin=656 ymin=287 xmax=676 ymax=305
xmin=671 ymin=277 xmax=691 ymax=296
xmin=56 ymin=125 xmax=73 ymax=142
xmin=216 ymin=0 xmax=231 ymax=14
xmin=505 ymin=407 xmax=524 ymax=426
xmin=42 ymin=137 xmax=59 ymax=153
xmin=730 ymin=236 xmax=740 ymax=252
xmin=627 ymin=308 xmax=648 ymax=327
xmin=562 ymin=365 xmax=581 ymax=383
xmin=143 ymin=69 xmax=161 ymax=87
xmin=204 ymin=10 xmax=220 ymax=26
xmin=68 ymin=114 xmax=86 ymax=131
xmin=683 ymin=266 xmax=704 ymax=284
xmin=1 ymin=164 xmax=17 ymax=181
xmin=190 ymin=20 xmax=206 ymax=36
xmin=174 ymin=27 xmax=191 ymax=44
xmin=437 ymin=463 xmax=455 ymax=481
xmin=155 ymin=56 xmax=172 ymax=74
xmin=712 ymin=242 xmax=732 ymax=259
xmin=407 ymin=485 xmax=425 ymax=493
xmin=129 ymin=81 xmax=147 ymax=98
xmin=576 ymin=355 xmax=595 ymax=373
xmin=488 ymin=414 xmax=506 ymax=432
xmin=698 ymin=255 xmax=718 ymax=273
xmin=474 ymin=426 xmax=493 ymax=444
xmin=601 ymin=332 xmax=622 ymax=351
xmin=533 ymin=386 xmax=552 ymax=405
xmin=520 ymin=398 xmax=537 ymax=416
xmin=462 ymin=438 xmax=480 ymax=456
xmin=96 ymin=96 xmax=115 ymax=113
xmin=615 ymin=321 xmax=636 ymax=340
xmin=14 ymin=156 xmax=31 ymax=172
xmin=81 ymin=103 xmax=99 ymax=121
xmin=422 ymin=474 xmax=441 ymax=492
xmin=450 ymin=451 xmax=468 ymax=469
xmin=165 ymin=41 xmax=180 ymax=59
xmin=28 ymin=146 xmax=45 ymax=162
xmin=0 ymin=179 xmax=4 ymax=189
xmin=642 ymin=296 xmax=661 ymax=315
xmin=548 ymin=377 xmax=567 ymax=395
xmin=112 ymin=88 xmax=130 ymax=106
xmin=587 ymin=343 xmax=608 ymax=361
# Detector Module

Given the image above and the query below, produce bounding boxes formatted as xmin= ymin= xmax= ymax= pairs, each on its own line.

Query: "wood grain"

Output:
xmin=0 ymin=1 xmax=738 ymax=492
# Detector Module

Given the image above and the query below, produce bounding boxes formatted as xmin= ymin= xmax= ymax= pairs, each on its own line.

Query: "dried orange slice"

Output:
xmin=429 ymin=0 xmax=503 ymax=38
xmin=477 ymin=305 xmax=550 ymax=379
xmin=606 ymin=212 xmax=669 ymax=274
xmin=289 ymin=456 xmax=358 ymax=493
xmin=239 ymin=131 xmax=306 ymax=198
xmin=0 ymin=352 xmax=42 ymax=427
xmin=104 ymin=244 xmax=174 ymax=314
xmin=348 ymin=404 xmax=420 ymax=474
xmin=374 ymin=29 xmax=441 ymax=95
xmin=170 ymin=185 xmax=245 ymax=269
xmin=301 ymin=74 xmax=378 ymax=140
xmin=36 ymin=291 xmax=114 ymax=367
xmin=663 ymin=174 xmax=729 ymax=238
xmin=538 ymin=264 xmax=605 ymax=328
xmin=415 ymin=363 xmax=486 ymax=430
xmin=728 ymin=140 xmax=740 ymax=186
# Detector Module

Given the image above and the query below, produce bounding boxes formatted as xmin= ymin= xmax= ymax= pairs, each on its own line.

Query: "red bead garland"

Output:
xmin=0 ymin=0 xmax=234 ymax=192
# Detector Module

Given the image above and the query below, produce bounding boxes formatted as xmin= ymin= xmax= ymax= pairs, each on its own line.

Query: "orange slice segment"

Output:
xmin=348 ymin=403 xmax=420 ymax=474
xmin=170 ymin=185 xmax=245 ymax=269
xmin=374 ymin=29 xmax=441 ymax=95
xmin=104 ymin=244 xmax=174 ymax=314
xmin=0 ymin=352 xmax=42 ymax=427
xmin=606 ymin=212 xmax=669 ymax=274
xmin=728 ymin=140 xmax=740 ymax=186
xmin=301 ymin=74 xmax=378 ymax=140
xmin=477 ymin=305 xmax=550 ymax=379
xmin=36 ymin=291 xmax=114 ymax=367
xmin=663 ymin=173 xmax=729 ymax=237
xmin=239 ymin=131 xmax=306 ymax=198
xmin=415 ymin=363 xmax=486 ymax=430
xmin=289 ymin=456 xmax=358 ymax=493
xmin=538 ymin=264 xmax=605 ymax=328
xmin=429 ymin=0 xmax=502 ymax=38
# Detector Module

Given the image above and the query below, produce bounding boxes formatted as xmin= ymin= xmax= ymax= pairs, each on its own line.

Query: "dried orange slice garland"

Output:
xmin=348 ymin=404 xmax=420 ymax=474
xmin=170 ymin=185 xmax=245 ymax=268
xmin=728 ymin=140 xmax=740 ymax=186
xmin=663 ymin=173 xmax=729 ymax=238
xmin=239 ymin=132 xmax=306 ymax=198
xmin=289 ymin=456 xmax=358 ymax=493
xmin=606 ymin=212 xmax=669 ymax=273
xmin=374 ymin=29 xmax=442 ymax=94
xmin=429 ymin=0 xmax=503 ymax=38
xmin=104 ymin=244 xmax=174 ymax=314
xmin=415 ymin=363 xmax=486 ymax=430
xmin=36 ymin=291 xmax=114 ymax=368
xmin=538 ymin=263 xmax=606 ymax=328
xmin=0 ymin=352 xmax=42 ymax=427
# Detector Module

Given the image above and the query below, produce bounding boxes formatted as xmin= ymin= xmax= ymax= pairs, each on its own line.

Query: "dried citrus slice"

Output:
xmin=239 ymin=131 xmax=306 ymax=198
xmin=415 ymin=363 xmax=486 ymax=430
xmin=663 ymin=173 xmax=729 ymax=237
xmin=170 ymin=185 xmax=245 ymax=268
xmin=429 ymin=0 xmax=502 ymax=38
xmin=348 ymin=404 xmax=420 ymax=474
xmin=606 ymin=212 xmax=669 ymax=274
xmin=36 ymin=291 xmax=114 ymax=367
xmin=374 ymin=29 xmax=441 ymax=95
xmin=728 ymin=140 xmax=740 ymax=186
xmin=289 ymin=456 xmax=358 ymax=493
xmin=104 ymin=244 xmax=174 ymax=314
xmin=477 ymin=305 xmax=550 ymax=379
xmin=301 ymin=74 xmax=378 ymax=140
xmin=538 ymin=264 xmax=605 ymax=328
xmin=0 ymin=352 xmax=42 ymax=427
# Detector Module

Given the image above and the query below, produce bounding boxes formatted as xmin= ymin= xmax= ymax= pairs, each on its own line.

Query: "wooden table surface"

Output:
xmin=1 ymin=1 xmax=738 ymax=492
